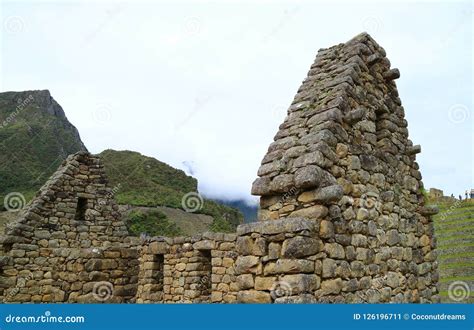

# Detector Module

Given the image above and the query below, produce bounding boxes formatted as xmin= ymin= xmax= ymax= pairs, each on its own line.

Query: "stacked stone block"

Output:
xmin=2 ymin=245 xmax=138 ymax=303
xmin=65 ymin=245 xmax=139 ymax=303
xmin=251 ymin=32 xmax=439 ymax=302
xmin=0 ymin=152 xmax=131 ymax=302
xmin=136 ymin=233 xmax=238 ymax=303
xmin=235 ymin=218 xmax=320 ymax=303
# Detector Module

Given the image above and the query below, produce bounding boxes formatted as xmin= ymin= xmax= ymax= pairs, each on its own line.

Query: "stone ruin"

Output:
xmin=0 ymin=33 xmax=440 ymax=303
xmin=429 ymin=188 xmax=444 ymax=200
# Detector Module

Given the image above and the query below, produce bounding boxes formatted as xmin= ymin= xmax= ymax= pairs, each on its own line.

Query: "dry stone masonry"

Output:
xmin=0 ymin=33 xmax=439 ymax=303
xmin=0 ymin=152 xmax=138 ymax=302
xmin=251 ymin=32 xmax=439 ymax=303
xmin=137 ymin=234 xmax=238 ymax=303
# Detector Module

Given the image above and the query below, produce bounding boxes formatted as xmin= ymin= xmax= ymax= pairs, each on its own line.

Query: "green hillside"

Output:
xmin=100 ymin=149 xmax=198 ymax=207
xmin=0 ymin=90 xmax=86 ymax=207
xmin=433 ymin=199 xmax=474 ymax=303
xmin=100 ymin=149 xmax=243 ymax=232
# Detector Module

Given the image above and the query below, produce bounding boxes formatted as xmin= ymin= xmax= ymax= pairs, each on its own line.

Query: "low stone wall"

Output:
xmin=136 ymin=233 xmax=238 ymax=303
xmin=1 ymin=245 xmax=139 ymax=303
xmin=235 ymin=218 xmax=321 ymax=303
xmin=65 ymin=245 xmax=139 ymax=303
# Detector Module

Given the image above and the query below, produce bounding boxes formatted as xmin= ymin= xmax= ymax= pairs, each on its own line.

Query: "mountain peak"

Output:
xmin=0 ymin=90 xmax=87 ymax=204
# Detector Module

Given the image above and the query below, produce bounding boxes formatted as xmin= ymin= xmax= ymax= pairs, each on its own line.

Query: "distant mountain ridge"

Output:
xmin=0 ymin=90 xmax=86 ymax=204
xmin=214 ymin=199 xmax=258 ymax=223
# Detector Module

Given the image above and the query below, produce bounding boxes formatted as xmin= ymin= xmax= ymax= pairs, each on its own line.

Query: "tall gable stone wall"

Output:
xmin=0 ymin=152 xmax=134 ymax=302
xmin=250 ymin=33 xmax=439 ymax=302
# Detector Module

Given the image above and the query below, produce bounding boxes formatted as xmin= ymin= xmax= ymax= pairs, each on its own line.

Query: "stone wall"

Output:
xmin=64 ymin=245 xmax=139 ymax=303
xmin=250 ymin=32 xmax=439 ymax=303
xmin=1 ymin=245 xmax=138 ymax=303
xmin=429 ymin=188 xmax=443 ymax=199
xmin=136 ymin=233 xmax=238 ymax=303
xmin=235 ymin=218 xmax=321 ymax=303
xmin=0 ymin=152 xmax=131 ymax=302
xmin=1 ymin=33 xmax=439 ymax=304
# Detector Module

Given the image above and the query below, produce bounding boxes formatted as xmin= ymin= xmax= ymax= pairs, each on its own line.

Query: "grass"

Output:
xmin=438 ymin=252 xmax=474 ymax=260
xmin=436 ymin=233 xmax=472 ymax=242
xmin=438 ymin=291 xmax=474 ymax=297
xmin=432 ymin=198 xmax=474 ymax=302
xmin=435 ymin=218 xmax=473 ymax=229
xmin=126 ymin=209 xmax=183 ymax=237
xmin=437 ymin=210 xmax=474 ymax=218
xmin=435 ymin=212 xmax=474 ymax=222
xmin=438 ymin=262 xmax=474 ymax=269
xmin=437 ymin=242 xmax=474 ymax=250
xmin=439 ymin=275 xmax=474 ymax=283
xmin=434 ymin=225 xmax=474 ymax=234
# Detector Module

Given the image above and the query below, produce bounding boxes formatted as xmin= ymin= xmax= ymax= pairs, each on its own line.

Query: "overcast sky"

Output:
xmin=1 ymin=0 xmax=472 ymax=205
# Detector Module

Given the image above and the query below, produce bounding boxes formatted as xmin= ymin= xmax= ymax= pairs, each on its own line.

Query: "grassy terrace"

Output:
xmin=433 ymin=199 xmax=474 ymax=303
